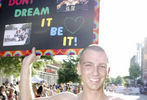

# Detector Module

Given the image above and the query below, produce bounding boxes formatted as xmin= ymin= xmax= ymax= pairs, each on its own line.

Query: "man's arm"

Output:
xmin=20 ymin=47 xmax=40 ymax=100
xmin=20 ymin=47 xmax=77 ymax=100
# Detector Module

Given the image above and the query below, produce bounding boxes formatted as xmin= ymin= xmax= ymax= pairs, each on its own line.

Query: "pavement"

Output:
xmin=105 ymin=92 xmax=147 ymax=100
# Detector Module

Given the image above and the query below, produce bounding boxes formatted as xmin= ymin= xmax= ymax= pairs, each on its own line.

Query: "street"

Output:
xmin=106 ymin=92 xmax=147 ymax=100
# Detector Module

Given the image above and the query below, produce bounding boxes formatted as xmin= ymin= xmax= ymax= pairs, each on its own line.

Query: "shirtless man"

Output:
xmin=20 ymin=45 xmax=123 ymax=100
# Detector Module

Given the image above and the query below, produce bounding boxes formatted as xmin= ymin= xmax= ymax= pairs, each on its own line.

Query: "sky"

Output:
xmin=55 ymin=0 xmax=147 ymax=78
xmin=99 ymin=0 xmax=147 ymax=77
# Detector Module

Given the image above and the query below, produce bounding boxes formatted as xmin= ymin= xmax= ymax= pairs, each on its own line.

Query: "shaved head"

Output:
xmin=79 ymin=45 xmax=108 ymax=63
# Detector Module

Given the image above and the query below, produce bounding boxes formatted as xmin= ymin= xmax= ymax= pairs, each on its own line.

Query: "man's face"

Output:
xmin=78 ymin=49 xmax=108 ymax=91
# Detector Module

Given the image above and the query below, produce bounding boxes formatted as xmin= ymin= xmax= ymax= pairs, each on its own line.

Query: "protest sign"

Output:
xmin=0 ymin=0 xmax=100 ymax=56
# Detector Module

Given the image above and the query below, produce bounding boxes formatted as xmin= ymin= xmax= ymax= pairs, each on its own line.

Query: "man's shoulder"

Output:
xmin=34 ymin=92 xmax=77 ymax=100
xmin=108 ymin=96 xmax=124 ymax=100
xmin=51 ymin=92 xmax=77 ymax=100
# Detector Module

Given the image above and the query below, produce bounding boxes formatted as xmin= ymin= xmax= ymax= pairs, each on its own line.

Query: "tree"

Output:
xmin=123 ymin=76 xmax=130 ymax=87
xmin=110 ymin=77 xmax=115 ymax=84
xmin=105 ymin=78 xmax=111 ymax=85
xmin=57 ymin=56 xmax=81 ymax=84
xmin=0 ymin=55 xmax=54 ymax=78
xmin=32 ymin=56 xmax=54 ymax=75
xmin=105 ymin=76 xmax=128 ymax=87
xmin=129 ymin=63 xmax=141 ymax=86
xmin=0 ymin=56 xmax=23 ymax=77
xmin=114 ymin=76 xmax=123 ymax=85
xmin=105 ymin=77 xmax=116 ymax=86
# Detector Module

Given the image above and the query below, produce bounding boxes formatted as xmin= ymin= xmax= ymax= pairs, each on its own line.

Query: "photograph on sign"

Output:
xmin=57 ymin=0 xmax=89 ymax=12
xmin=3 ymin=23 xmax=31 ymax=46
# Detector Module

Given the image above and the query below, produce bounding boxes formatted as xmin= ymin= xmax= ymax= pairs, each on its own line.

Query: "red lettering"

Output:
xmin=22 ymin=0 xmax=33 ymax=5
xmin=8 ymin=0 xmax=33 ymax=6
xmin=16 ymin=0 xmax=22 ymax=5
xmin=22 ymin=0 xmax=29 ymax=5
xmin=8 ymin=0 xmax=15 ymax=6
xmin=30 ymin=0 xmax=33 ymax=4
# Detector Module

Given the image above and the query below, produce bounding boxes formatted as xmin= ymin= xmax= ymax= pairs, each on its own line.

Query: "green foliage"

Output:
xmin=129 ymin=63 xmax=141 ymax=79
xmin=105 ymin=63 xmax=141 ymax=87
xmin=129 ymin=63 xmax=141 ymax=86
xmin=105 ymin=78 xmax=111 ymax=86
xmin=122 ymin=76 xmax=130 ymax=87
xmin=110 ymin=77 xmax=115 ymax=84
xmin=114 ymin=76 xmax=123 ymax=85
xmin=123 ymin=76 xmax=132 ymax=79
xmin=57 ymin=56 xmax=81 ymax=84
xmin=32 ymin=57 xmax=53 ymax=75
xmin=105 ymin=76 xmax=127 ymax=86
xmin=32 ymin=61 xmax=45 ymax=75
xmin=137 ymin=78 xmax=143 ymax=85
xmin=0 ymin=56 xmax=24 ymax=77
xmin=0 ymin=55 xmax=54 ymax=78
xmin=41 ymin=56 xmax=54 ymax=62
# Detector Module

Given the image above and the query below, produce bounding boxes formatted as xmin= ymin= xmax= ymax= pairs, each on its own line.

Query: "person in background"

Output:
xmin=8 ymin=88 xmax=16 ymax=100
xmin=0 ymin=86 xmax=8 ymax=100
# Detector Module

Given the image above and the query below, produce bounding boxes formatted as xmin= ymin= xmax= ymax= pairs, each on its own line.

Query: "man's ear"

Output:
xmin=107 ymin=67 xmax=110 ymax=77
xmin=108 ymin=67 xmax=110 ymax=74
xmin=77 ymin=63 xmax=81 ymax=75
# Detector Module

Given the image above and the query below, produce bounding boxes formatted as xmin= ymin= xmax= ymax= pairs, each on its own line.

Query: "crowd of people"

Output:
xmin=0 ymin=81 xmax=83 ymax=100
xmin=32 ymin=81 xmax=82 ymax=98
xmin=0 ymin=81 xmax=20 ymax=100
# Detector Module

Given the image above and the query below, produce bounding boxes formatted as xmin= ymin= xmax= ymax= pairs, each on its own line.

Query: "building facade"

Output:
xmin=136 ymin=43 xmax=144 ymax=67
xmin=0 ymin=63 xmax=60 ymax=86
xmin=143 ymin=38 xmax=147 ymax=85
xmin=136 ymin=43 xmax=144 ymax=83
xmin=38 ymin=64 xmax=59 ymax=85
